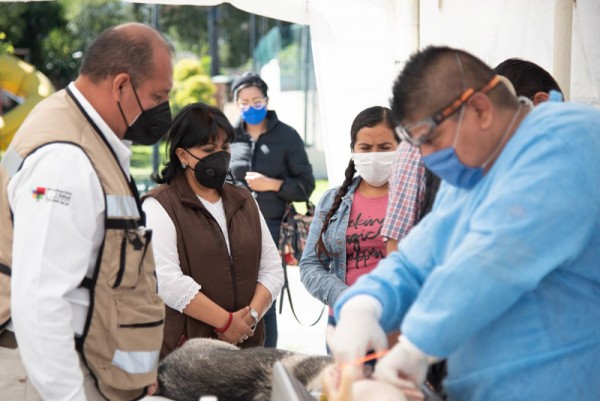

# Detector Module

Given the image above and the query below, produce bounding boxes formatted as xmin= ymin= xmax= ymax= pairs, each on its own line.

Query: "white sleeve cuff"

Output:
xmin=173 ymin=282 xmax=202 ymax=313
xmin=400 ymin=335 xmax=441 ymax=364
xmin=256 ymin=209 xmax=284 ymax=300
xmin=340 ymin=294 xmax=383 ymax=320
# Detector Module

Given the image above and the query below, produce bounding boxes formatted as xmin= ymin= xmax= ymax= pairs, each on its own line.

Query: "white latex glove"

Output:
xmin=327 ymin=295 xmax=388 ymax=363
xmin=373 ymin=335 xmax=437 ymax=391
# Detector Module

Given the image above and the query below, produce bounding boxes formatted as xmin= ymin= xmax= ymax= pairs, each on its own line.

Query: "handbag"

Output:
xmin=278 ymin=199 xmax=315 ymax=266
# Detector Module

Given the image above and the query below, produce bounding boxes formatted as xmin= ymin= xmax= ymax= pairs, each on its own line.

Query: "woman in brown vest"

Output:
xmin=142 ymin=103 xmax=284 ymax=358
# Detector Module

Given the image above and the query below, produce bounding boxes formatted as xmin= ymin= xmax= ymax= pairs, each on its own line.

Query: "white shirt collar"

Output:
xmin=68 ymin=82 xmax=132 ymax=177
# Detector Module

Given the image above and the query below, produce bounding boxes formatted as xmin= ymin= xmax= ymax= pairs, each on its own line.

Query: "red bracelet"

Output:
xmin=214 ymin=312 xmax=233 ymax=333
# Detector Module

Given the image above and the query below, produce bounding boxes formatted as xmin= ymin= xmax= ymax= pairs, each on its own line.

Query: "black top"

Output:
xmin=230 ymin=110 xmax=315 ymax=221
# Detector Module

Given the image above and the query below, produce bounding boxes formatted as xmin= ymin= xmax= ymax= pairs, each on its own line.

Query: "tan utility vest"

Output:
xmin=0 ymin=88 xmax=164 ymax=400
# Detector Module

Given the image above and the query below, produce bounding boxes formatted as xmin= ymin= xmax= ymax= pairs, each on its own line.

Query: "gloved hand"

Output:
xmin=373 ymin=335 xmax=436 ymax=390
xmin=327 ymin=295 xmax=388 ymax=363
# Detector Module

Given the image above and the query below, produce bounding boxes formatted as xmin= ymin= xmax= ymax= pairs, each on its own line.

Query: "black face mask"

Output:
xmin=117 ymin=83 xmax=172 ymax=146
xmin=186 ymin=150 xmax=231 ymax=189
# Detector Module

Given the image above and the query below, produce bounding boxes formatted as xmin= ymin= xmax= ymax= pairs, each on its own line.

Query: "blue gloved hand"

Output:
xmin=327 ymin=295 xmax=388 ymax=363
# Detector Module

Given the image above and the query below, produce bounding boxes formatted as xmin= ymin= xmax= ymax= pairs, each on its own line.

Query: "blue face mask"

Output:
xmin=242 ymin=106 xmax=267 ymax=125
xmin=423 ymin=103 xmax=523 ymax=189
xmin=423 ymin=147 xmax=484 ymax=189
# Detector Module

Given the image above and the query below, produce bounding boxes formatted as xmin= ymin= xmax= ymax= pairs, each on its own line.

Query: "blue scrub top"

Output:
xmin=335 ymin=102 xmax=600 ymax=401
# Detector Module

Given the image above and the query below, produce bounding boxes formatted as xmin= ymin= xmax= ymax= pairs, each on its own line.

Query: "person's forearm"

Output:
xmin=183 ymin=291 xmax=230 ymax=329
xmin=249 ymin=283 xmax=273 ymax=319
xmin=268 ymin=177 xmax=284 ymax=192
xmin=386 ymin=238 xmax=399 ymax=255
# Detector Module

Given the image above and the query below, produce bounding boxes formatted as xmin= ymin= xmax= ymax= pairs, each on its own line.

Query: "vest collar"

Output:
xmin=67 ymin=83 xmax=132 ymax=176
xmin=172 ymin=173 xmax=247 ymax=220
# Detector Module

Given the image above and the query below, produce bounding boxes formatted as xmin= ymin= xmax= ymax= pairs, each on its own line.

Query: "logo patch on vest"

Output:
xmin=32 ymin=186 xmax=72 ymax=206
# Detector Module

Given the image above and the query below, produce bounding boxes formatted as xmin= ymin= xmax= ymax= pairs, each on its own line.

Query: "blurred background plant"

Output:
xmin=0 ymin=0 xmax=323 ymax=188
xmin=0 ymin=0 xmax=284 ymax=88
xmin=171 ymin=57 xmax=216 ymax=115
xmin=0 ymin=31 xmax=14 ymax=55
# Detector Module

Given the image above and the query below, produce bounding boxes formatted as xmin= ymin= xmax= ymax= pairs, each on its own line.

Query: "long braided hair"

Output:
xmin=315 ymin=106 xmax=397 ymax=265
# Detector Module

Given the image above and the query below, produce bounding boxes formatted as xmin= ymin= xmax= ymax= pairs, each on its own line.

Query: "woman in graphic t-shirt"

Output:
xmin=299 ymin=106 xmax=400 ymax=336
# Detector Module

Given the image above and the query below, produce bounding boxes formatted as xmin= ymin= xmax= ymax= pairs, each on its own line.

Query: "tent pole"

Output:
xmin=152 ymin=4 xmax=160 ymax=176
xmin=397 ymin=0 xmax=420 ymax=61
xmin=553 ymin=0 xmax=574 ymax=100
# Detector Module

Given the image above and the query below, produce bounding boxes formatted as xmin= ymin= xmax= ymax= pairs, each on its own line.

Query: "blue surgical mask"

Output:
xmin=423 ymin=103 xmax=523 ymax=189
xmin=242 ymin=106 xmax=267 ymax=125
xmin=422 ymin=147 xmax=484 ymax=189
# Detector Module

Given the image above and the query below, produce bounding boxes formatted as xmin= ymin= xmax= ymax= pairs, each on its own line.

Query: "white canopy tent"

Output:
xmin=310 ymin=0 xmax=599 ymax=185
xmin=135 ymin=0 xmax=599 ymax=185
xmin=6 ymin=0 xmax=599 ymax=185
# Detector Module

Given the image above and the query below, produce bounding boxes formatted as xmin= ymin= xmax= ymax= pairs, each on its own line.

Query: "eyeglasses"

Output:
xmin=395 ymin=75 xmax=502 ymax=146
xmin=237 ymin=97 xmax=268 ymax=112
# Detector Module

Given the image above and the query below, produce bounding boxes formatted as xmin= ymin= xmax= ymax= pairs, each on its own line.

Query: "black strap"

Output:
xmin=278 ymin=264 xmax=325 ymax=327
xmin=277 ymin=229 xmax=324 ymax=327
xmin=66 ymin=88 xmax=146 ymax=224
xmin=105 ymin=218 xmax=142 ymax=230
xmin=0 ymin=263 xmax=11 ymax=277
xmin=296 ymin=182 xmax=315 ymax=214
xmin=128 ymin=175 xmax=146 ymax=226
xmin=79 ymin=277 xmax=93 ymax=289
xmin=419 ymin=167 xmax=441 ymax=221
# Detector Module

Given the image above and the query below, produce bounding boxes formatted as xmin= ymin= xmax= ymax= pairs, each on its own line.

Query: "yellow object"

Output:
xmin=321 ymin=364 xmax=356 ymax=401
xmin=0 ymin=53 xmax=55 ymax=150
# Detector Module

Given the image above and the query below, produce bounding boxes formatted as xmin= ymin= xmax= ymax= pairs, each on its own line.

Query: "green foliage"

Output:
xmin=67 ymin=0 xmax=135 ymax=48
xmin=0 ymin=2 xmax=67 ymax=84
xmin=160 ymin=5 xmax=208 ymax=54
xmin=0 ymin=1 xmax=292 ymax=84
xmin=0 ymin=0 xmax=136 ymax=88
xmin=0 ymin=2 xmax=65 ymax=48
xmin=39 ymin=27 xmax=82 ymax=87
xmin=158 ymin=3 xmax=288 ymax=72
xmin=0 ymin=32 xmax=13 ymax=55
xmin=130 ymin=142 xmax=167 ymax=184
xmin=0 ymin=1 xmax=300 ymax=180
xmin=170 ymin=58 xmax=216 ymax=116
xmin=278 ymin=42 xmax=301 ymax=79
xmin=173 ymin=58 xmax=205 ymax=82
xmin=218 ymin=4 xmax=250 ymax=68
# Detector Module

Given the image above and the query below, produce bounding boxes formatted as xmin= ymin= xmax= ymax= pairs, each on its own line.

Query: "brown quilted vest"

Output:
xmin=0 ymin=89 xmax=164 ymax=400
xmin=144 ymin=173 xmax=264 ymax=358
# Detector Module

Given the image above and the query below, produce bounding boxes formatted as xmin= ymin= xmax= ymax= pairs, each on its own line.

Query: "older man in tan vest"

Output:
xmin=0 ymin=23 xmax=173 ymax=401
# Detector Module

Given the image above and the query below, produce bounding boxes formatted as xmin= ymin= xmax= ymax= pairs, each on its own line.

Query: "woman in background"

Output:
xmin=142 ymin=103 xmax=283 ymax=358
xmin=229 ymin=72 xmax=315 ymax=348
xmin=299 ymin=106 xmax=400 ymax=335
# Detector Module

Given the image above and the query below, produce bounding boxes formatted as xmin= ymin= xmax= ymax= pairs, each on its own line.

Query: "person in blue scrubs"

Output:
xmin=328 ymin=46 xmax=600 ymax=401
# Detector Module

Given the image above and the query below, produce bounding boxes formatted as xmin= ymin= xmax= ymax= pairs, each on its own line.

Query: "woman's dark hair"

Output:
xmin=153 ymin=102 xmax=235 ymax=184
xmin=315 ymin=106 xmax=399 ymax=264
xmin=231 ymin=71 xmax=269 ymax=99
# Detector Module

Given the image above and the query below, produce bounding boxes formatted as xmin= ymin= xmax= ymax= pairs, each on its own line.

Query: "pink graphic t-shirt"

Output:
xmin=345 ymin=190 xmax=388 ymax=286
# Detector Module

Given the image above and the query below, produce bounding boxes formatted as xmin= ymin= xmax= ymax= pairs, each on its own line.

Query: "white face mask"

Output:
xmin=351 ymin=151 xmax=396 ymax=187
